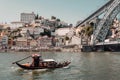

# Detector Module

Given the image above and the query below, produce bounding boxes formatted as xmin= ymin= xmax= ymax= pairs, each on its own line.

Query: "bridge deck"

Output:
xmin=81 ymin=41 xmax=120 ymax=52
xmin=96 ymin=41 xmax=120 ymax=45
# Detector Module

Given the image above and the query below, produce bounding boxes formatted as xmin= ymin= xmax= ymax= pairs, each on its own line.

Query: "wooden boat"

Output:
xmin=15 ymin=59 xmax=71 ymax=70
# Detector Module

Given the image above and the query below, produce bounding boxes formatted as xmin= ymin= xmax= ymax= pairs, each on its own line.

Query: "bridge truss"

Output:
xmin=77 ymin=0 xmax=120 ymax=45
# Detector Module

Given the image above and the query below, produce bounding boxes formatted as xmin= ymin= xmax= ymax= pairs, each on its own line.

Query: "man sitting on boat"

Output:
xmin=31 ymin=54 xmax=42 ymax=67
xmin=22 ymin=62 xmax=30 ymax=67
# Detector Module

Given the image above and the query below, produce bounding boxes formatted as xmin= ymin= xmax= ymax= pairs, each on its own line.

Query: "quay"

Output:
xmin=81 ymin=41 xmax=120 ymax=52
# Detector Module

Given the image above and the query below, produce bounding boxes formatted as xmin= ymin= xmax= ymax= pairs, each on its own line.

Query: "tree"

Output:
xmin=35 ymin=14 xmax=39 ymax=19
xmin=51 ymin=16 xmax=56 ymax=20
xmin=56 ymin=19 xmax=61 ymax=22
xmin=84 ymin=25 xmax=93 ymax=37
xmin=40 ymin=29 xmax=51 ymax=37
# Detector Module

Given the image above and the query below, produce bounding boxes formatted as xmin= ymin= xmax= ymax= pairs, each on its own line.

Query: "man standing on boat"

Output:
xmin=31 ymin=54 xmax=42 ymax=67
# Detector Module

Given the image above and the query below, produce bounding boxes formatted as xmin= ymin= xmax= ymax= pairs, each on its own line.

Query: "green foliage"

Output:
xmin=35 ymin=14 xmax=39 ymax=19
xmin=56 ymin=19 xmax=61 ymax=22
xmin=65 ymin=36 xmax=69 ymax=40
xmin=40 ymin=29 xmax=51 ymax=37
xmin=51 ymin=16 xmax=56 ymax=20
xmin=83 ymin=25 xmax=93 ymax=36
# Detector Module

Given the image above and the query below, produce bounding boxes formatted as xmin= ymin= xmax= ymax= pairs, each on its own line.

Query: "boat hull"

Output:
xmin=15 ymin=61 xmax=70 ymax=70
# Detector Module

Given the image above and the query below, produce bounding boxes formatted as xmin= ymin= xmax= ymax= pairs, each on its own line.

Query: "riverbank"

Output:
xmin=0 ymin=45 xmax=81 ymax=53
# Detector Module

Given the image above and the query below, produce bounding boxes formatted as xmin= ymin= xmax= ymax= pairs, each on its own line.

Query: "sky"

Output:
xmin=0 ymin=0 xmax=109 ymax=25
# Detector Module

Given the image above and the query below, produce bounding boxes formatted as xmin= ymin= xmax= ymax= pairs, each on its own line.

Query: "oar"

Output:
xmin=12 ymin=55 xmax=31 ymax=64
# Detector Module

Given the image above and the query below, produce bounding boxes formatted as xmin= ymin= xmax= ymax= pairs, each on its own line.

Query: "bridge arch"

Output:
xmin=93 ymin=0 xmax=120 ymax=44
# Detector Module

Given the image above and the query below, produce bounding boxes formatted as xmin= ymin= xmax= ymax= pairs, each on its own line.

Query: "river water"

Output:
xmin=0 ymin=52 xmax=120 ymax=80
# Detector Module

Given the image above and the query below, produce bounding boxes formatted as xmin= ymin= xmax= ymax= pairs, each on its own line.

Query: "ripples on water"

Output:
xmin=1 ymin=52 xmax=120 ymax=80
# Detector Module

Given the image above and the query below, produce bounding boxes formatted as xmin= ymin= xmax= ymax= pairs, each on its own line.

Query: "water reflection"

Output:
xmin=13 ymin=68 xmax=51 ymax=80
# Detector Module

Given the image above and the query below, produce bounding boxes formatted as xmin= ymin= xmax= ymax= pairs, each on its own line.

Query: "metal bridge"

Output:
xmin=76 ymin=0 xmax=120 ymax=45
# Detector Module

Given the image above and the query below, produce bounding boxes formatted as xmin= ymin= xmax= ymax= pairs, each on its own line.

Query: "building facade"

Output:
xmin=11 ymin=21 xmax=24 ymax=29
xmin=21 ymin=12 xmax=35 ymax=23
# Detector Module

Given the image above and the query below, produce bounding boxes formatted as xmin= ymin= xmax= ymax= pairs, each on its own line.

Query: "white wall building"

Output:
xmin=20 ymin=27 xmax=44 ymax=37
xmin=70 ymin=36 xmax=81 ymax=45
xmin=55 ymin=28 xmax=71 ymax=36
xmin=0 ymin=24 xmax=10 ymax=29
xmin=11 ymin=21 xmax=24 ymax=29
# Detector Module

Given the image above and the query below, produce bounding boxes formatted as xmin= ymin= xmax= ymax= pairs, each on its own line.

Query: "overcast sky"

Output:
xmin=0 ymin=0 xmax=109 ymax=25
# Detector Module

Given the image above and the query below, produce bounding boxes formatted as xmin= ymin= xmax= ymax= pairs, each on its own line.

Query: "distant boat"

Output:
xmin=15 ymin=59 xmax=71 ymax=70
